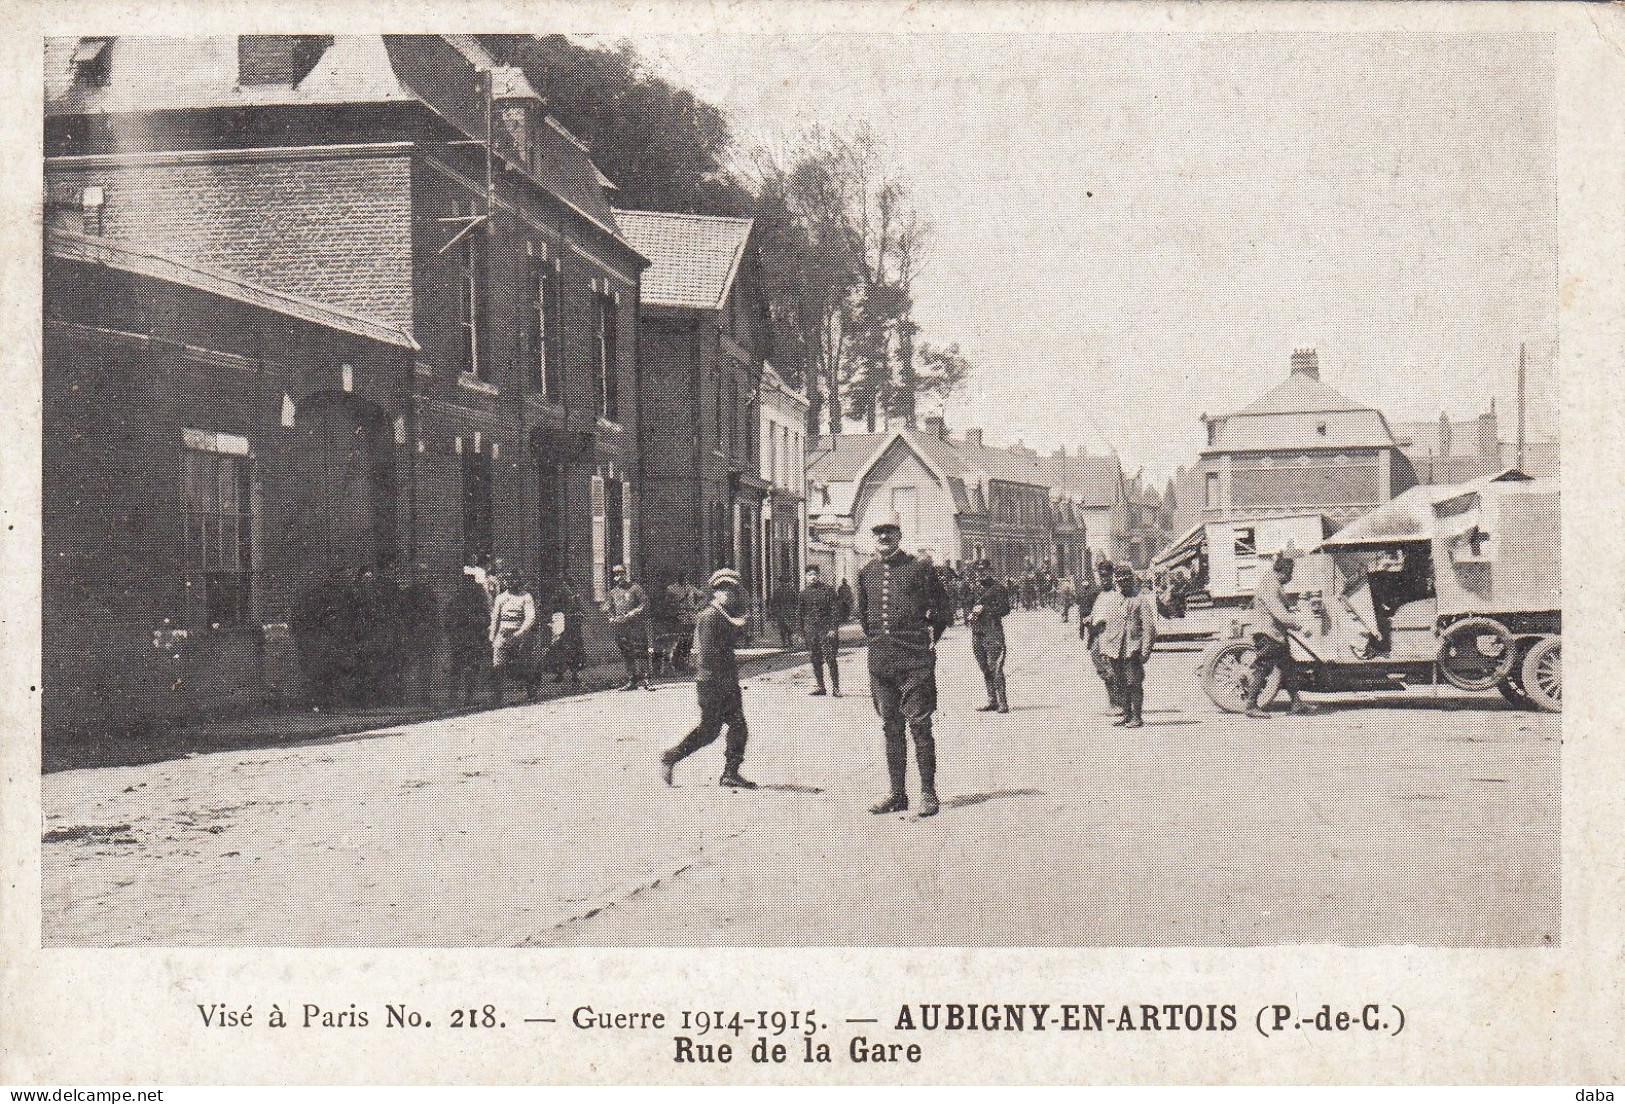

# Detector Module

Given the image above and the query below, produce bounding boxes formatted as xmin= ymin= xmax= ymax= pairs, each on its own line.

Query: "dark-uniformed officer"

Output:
xmin=856 ymin=513 xmax=954 ymax=818
xmin=969 ymin=561 xmax=1011 ymax=713
xmin=798 ymin=564 xmax=843 ymax=696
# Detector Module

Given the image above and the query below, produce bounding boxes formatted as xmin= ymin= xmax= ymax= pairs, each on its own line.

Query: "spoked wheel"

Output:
xmin=1200 ymin=639 xmax=1280 ymax=714
xmin=1437 ymin=616 xmax=1517 ymax=692
xmin=1520 ymin=635 xmax=1561 ymax=713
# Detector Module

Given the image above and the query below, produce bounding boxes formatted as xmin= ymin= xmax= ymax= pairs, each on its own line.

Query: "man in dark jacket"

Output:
xmin=660 ymin=568 xmax=756 ymax=790
xmin=857 ymin=513 xmax=954 ymax=818
xmin=444 ymin=570 xmax=490 ymax=706
xmin=969 ymin=563 xmax=1012 ymax=713
xmin=798 ymin=564 xmax=843 ymax=697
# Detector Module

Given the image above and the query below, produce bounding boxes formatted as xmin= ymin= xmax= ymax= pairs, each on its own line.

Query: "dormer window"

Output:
xmin=237 ymin=35 xmax=332 ymax=87
xmin=71 ymin=37 xmax=113 ymax=87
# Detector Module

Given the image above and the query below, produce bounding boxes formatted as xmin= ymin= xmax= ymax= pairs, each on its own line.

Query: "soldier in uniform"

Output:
xmin=603 ymin=564 xmax=652 ymax=691
xmin=660 ymin=568 xmax=756 ymax=790
xmin=1091 ymin=566 xmax=1157 ymax=727
xmin=856 ymin=513 xmax=954 ymax=818
xmin=969 ymin=561 xmax=1011 ymax=713
xmin=1082 ymin=558 xmax=1122 ymax=710
xmin=798 ymin=564 xmax=843 ymax=696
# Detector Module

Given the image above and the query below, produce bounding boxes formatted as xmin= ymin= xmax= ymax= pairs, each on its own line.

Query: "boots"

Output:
xmin=869 ymin=793 xmax=909 ymax=814
xmin=915 ymin=728 xmax=939 ymax=818
xmin=719 ymin=767 xmax=757 ymax=790
xmin=995 ymin=677 xmax=1010 ymax=714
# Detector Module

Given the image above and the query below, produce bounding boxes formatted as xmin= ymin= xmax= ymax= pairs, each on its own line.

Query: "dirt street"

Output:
xmin=41 ymin=611 xmax=1560 ymax=947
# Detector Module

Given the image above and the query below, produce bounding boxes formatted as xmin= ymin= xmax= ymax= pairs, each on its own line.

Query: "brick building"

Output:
xmin=614 ymin=209 xmax=774 ymax=606
xmin=44 ymin=229 xmax=420 ymax=730
xmin=43 ymin=35 xmax=651 ymax=724
xmin=1190 ymin=348 xmax=1417 ymax=531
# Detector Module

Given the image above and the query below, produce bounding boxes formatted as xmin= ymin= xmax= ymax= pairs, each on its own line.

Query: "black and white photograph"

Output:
xmin=6 ymin=1 xmax=1623 ymax=1089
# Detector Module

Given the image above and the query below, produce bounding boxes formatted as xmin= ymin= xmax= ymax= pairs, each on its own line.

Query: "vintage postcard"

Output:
xmin=2 ymin=0 xmax=1622 ymax=1088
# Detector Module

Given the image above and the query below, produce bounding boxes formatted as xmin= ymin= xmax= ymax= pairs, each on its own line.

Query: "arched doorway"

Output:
xmin=290 ymin=392 xmax=396 ymax=578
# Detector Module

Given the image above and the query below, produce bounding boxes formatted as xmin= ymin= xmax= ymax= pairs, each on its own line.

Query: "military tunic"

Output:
xmin=856 ymin=550 xmax=954 ymax=800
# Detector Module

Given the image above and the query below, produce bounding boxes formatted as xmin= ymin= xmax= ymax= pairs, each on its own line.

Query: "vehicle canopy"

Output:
xmin=1317 ymin=470 xmax=1560 ymax=618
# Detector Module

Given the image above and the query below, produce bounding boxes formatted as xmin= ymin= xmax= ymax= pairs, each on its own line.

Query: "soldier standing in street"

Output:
xmin=604 ymin=564 xmax=652 ymax=691
xmin=1082 ymin=558 xmax=1123 ymax=711
xmin=660 ymin=568 xmax=757 ymax=790
xmin=857 ymin=514 xmax=954 ymax=818
xmin=1091 ymin=566 xmax=1157 ymax=728
xmin=969 ymin=561 xmax=1012 ymax=713
xmin=798 ymin=564 xmax=843 ymax=697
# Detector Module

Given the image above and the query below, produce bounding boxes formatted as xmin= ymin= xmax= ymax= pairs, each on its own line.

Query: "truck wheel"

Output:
xmin=1437 ymin=616 xmax=1517 ymax=692
xmin=1520 ymin=635 xmax=1561 ymax=713
xmin=1201 ymin=639 xmax=1279 ymax=714
xmin=1497 ymin=676 xmax=1532 ymax=707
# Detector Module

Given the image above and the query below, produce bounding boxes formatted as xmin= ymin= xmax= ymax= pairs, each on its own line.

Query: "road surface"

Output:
xmin=41 ymin=611 xmax=1560 ymax=947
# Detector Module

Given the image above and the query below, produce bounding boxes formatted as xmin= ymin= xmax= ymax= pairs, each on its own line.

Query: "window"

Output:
xmin=71 ymin=37 xmax=113 ymax=86
xmin=531 ymin=259 xmax=561 ymax=401
xmin=452 ymin=201 xmax=482 ymax=376
xmin=1205 ymin=472 xmax=1221 ymax=509
xmin=591 ymin=476 xmax=607 ymax=601
xmin=727 ymin=378 xmax=739 ymax=457
xmin=714 ymin=369 xmax=724 ymax=446
xmin=461 ymin=448 xmax=493 ymax=568
xmin=594 ymin=293 xmax=618 ymax=420
xmin=1233 ymin=527 xmax=1256 ymax=559
xmin=182 ymin=434 xmax=253 ymax=629
xmin=604 ymin=478 xmax=625 ymax=583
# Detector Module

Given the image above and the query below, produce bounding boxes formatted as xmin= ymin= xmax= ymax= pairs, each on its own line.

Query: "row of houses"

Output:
xmin=804 ymin=417 xmax=1141 ymax=585
xmin=42 ymin=35 xmax=808 ymax=732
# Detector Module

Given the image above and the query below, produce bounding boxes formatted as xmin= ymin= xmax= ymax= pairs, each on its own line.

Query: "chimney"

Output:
xmin=1437 ymin=412 xmax=1453 ymax=458
xmin=965 ymin=427 xmax=984 ymax=447
xmin=922 ymin=415 xmax=948 ymax=440
xmin=1477 ymin=399 xmax=1499 ymax=459
xmin=1290 ymin=347 xmax=1320 ymax=380
xmin=1051 ymin=445 xmax=1067 ymax=459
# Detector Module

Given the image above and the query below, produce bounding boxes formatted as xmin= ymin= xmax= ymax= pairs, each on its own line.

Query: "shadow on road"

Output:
xmin=945 ymin=788 xmax=1046 ymax=809
xmin=758 ymin=783 xmax=827 ymax=794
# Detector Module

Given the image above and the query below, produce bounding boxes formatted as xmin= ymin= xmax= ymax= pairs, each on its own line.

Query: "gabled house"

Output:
xmin=615 ymin=209 xmax=775 ymax=605
xmin=806 ymin=420 xmax=1090 ymax=584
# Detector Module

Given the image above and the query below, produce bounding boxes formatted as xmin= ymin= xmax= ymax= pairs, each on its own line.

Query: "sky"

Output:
xmin=629 ymin=32 xmax=1557 ymax=482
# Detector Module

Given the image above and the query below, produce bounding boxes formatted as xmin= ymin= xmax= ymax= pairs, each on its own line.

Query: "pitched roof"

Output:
xmin=612 ymin=210 xmax=753 ymax=311
xmin=1235 ymin=372 xmax=1372 ymax=417
xmin=47 ymin=227 xmax=418 ymax=349
xmin=1206 ymin=369 xmax=1398 ymax=453
xmin=1031 ymin=453 xmax=1124 ymax=508
xmin=45 ymin=35 xmax=625 ymax=240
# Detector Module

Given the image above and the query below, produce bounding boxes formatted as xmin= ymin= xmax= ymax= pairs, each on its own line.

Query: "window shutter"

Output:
xmin=591 ymin=475 xmax=606 ymax=601
xmin=620 ymin=480 xmax=633 ymax=571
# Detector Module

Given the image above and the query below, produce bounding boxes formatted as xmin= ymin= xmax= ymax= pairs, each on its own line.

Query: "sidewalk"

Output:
xmin=42 ymin=624 xmax=868 ymax=774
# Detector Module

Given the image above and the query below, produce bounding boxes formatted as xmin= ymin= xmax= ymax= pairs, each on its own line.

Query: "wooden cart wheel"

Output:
xmin=1200 ymin=639 xmax=1280 ymax=714
xmin=1520 ymin=635 xmax=1561 ymax=713
xmin=1437 ymin=616 xmax=1517 ymax=692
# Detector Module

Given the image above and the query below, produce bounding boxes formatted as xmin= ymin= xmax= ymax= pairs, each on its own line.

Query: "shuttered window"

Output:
xmin=591 ymin=475 xmax=607 ymax=601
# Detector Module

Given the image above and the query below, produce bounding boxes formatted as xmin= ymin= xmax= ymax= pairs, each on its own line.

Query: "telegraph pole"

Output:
xmin=1516 ymin=342 xmax=1527 ymax=471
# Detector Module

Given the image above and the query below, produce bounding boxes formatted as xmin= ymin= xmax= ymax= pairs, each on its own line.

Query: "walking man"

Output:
xmin=969 ymin=562 xmax=1011 ymax=713
xmin=1091 ymin=566 xmax=1157 ymax=728
xmin=604 ymin=564 xmax=652 ymax=691
xmin=661 ymin=568 xmax=757 ymax=790
xmin=798 ymin=564 xmax=843 ymax=697
xmin=1246 ymin=553 xmax=1315 ymax=718
xmin=857 ymin=513 xmax=954 ymax=818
